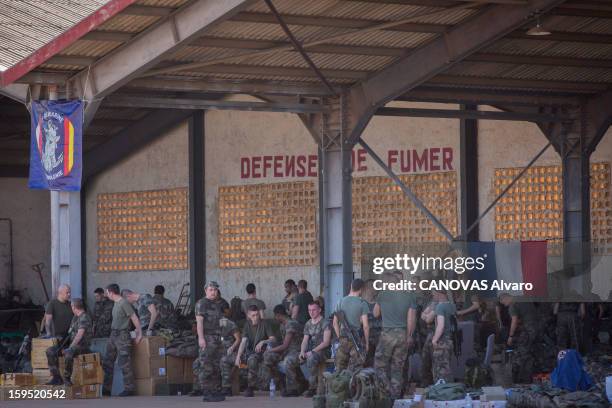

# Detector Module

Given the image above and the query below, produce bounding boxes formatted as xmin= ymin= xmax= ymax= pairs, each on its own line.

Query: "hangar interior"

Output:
xmin=0 ymin=0 xmax=611 ymax=316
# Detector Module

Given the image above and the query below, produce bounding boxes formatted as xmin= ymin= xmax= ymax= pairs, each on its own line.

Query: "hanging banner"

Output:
xmin=29 ymin=100 xmax=83 ymax=191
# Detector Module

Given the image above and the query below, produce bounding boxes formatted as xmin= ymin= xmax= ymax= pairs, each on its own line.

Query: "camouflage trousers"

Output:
xmin=263 ymin=350 xmax=301 ymax=392
xmin=196 ymin=335 xmax=223 ymax=393
xmin=103 ymin=330 xmax=134 ymax=392
xmin=365 ymin=328 xmax=381 ymax=368
xmin=374 ymin=328 xmax=410 ymax=400
xmin=557 ymin=312 xmax=580 ymax=350
xmin=239 ymin=352 xmax=263 ymax=388
xmin=512 ymin=327 xmax=538 ymax=384
xmin=219 ymin=351 xmax=239 ymax=390
xmin=420 ymin=332 xmax=434 ymax=387
xmin=432 ymin=336 xmax=453 ymax=383
xmin=305 ymin=350 xmax=327 ymax=394
xmin=46 ymin=344 xmax=89 ymax=379
xmin=335 ymin=336 xmax=364 ymax=372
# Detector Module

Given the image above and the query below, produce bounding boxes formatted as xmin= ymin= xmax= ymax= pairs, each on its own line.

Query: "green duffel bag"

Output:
xmin=425 ymin=381 xmax=467 ymax=401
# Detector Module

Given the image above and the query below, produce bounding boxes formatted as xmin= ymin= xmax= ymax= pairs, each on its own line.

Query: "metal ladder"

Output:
xmin=175 ymin=283 xmax=191 ymax=316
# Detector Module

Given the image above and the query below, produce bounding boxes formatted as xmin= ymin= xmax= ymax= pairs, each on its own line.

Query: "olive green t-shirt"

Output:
xmin=376 ymin=291 xmax=418 ymax=329
xmin=509 ymin=302 xmax=538 ymax=324
xmin=111 ymin=298 xmax=135 ymax=330
xmin=241 ymin=319 xmax=274 ymax=351
xmin=242 ymin=298 xmax=266 ymax=315
xmin=45 ymin=298 xmax=74 ymax=337
xmin=293 ymin=291 xmax=314 ymax=325
xmin=434 ymin=301 xmax=457 ymax=337
xmin=335 ymin=296 xmax=369 ymax=330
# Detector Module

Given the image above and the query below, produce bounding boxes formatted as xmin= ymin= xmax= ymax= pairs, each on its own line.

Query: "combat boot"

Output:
xmin=243 ymin=387 xmax=254 ymax=397
xmin=221 ymin=387 xmax=232 ymax=396
xmin=189 ymin=389 xmax=203 ymax=397
xmin=46 ymin=375 xmax=63 ymax=386
xmin=205 ymin=392 xmax=226 ymax=402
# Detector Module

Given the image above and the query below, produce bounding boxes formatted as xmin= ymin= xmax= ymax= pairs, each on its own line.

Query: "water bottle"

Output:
xmin=464 ymin=393 xmax=473 ymax=408
xmin=269 ymin=378 xmax=276 ymax=399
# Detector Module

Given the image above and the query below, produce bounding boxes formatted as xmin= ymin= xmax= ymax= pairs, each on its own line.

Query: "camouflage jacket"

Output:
xmin=93 ymin=298 xmax=114 ymax=338
xmin=195 ymin=297 xmax=226 ymax=337
xmin=220 ymin=318 xmax=240 ymax=350
xmin=154 ymin=295 xmax=175 ymax=327
xmin=304 ymin=317 xmax=330 ymax=352
xmin=136 ymin=293 xmax=158 ymax=329
xmin=281 ymin=318 xmax=303 ymax=354
xmin=69 ymin=312 xmax=93 ymax=348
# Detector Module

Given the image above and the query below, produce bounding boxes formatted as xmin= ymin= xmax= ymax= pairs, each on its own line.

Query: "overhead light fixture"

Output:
xmin=526 ymin=14 xmax=551 ymax=36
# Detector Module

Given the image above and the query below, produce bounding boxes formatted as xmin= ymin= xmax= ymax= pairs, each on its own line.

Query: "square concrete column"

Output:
xmin=50 ymin=191 xmax=82 ymax=297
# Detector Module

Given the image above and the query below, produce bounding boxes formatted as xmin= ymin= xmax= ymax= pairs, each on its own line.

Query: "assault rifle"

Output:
xmin=335 ymin=310 xmax=366 ymax=362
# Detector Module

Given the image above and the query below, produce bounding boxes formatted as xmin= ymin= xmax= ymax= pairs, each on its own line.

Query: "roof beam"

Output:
xmin=82 ymin=31 xmax=133 ymax=42
xmin=105 ymin=96 xmax=331 ymax=113
xmin=68 ymin=0 xmax=255 ymax=101
xmin=0 ymin=84 xmax=28 ymax=103
xmin=186 ymin=64 xmax=368 ymax=80
xmin=466 ymin=53 xmax=612 ymax=68
xmin=428 ymin=74 xmax=608 ymax=93
xmin=554 ymin=6 xmax=612 ymax=19
xmin=509 ymin=31 xmax=612 ymax=44
xmin=127 ymin=77 xmax=336 ymax=96
xmin=46 ymin=55 xmax=98 ymax=67
xmin=376 ymin=106 xmax=570 ymax=122
xmin=123 ymin=5 xmax=174 ymax=16
xmin=347 ymin=0 xmax=567 ymax=142
xmin=402 ymin=87 xmax=581 ymax=107
xmin=585 ymin=90 xmax=612 ymax=155
xmin=83 ymin=109 xmax=195 ymax=180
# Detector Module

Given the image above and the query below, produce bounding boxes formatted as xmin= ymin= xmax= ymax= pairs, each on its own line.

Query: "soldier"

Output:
xmin=93 ymin=288 xmax=114 ymax=338
xmin=501 ymin=293 xmax=539 ymax=383
xmin=554 ymin=302 xmax=585 ymax=350
xmin=153 ymin=285 xmax=175 ymax=329
xmin=291 ymin=280 xmax=314 ymax=325
xmin=282 ymin=279 xmax=298 ymax=315
xmin=102 ymin=283 xmax=142 ymax=397
xmin=234 ymin=305 xmax=276 ymax=397
xmin=242 ymin=283 xmax=266 ymax=319
xmin=194 ymin=281 xmax=227 ymax=402
xmin=373 ymin=272 xmax=417 ymax=400
xmin=421 ymin=288 xmax=456 ymax=383
xmin=299 ymin=301 xmax=331 ymax=397
xmin=263 ymin=305 xmax=304 ymax=397
xmin=420 ymin=297 xmax=439 ymax=386
xmin=218 ymin=317 xmax=242 ymax=396
xmin=44 ymin=284 xmax=73 ymax=338
xmin=332 ymin=278 xmax=370 ymax=371
xmin=46 ymin=298 xmax=93 ymax=386
xmin=122 ymin=289 xmax=159 ymax=336
xmin=362 ymin=279 xmax=382 ymax=368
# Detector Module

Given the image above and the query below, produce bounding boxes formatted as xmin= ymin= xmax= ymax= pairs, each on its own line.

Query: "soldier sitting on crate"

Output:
xmin=122 ymin=289 xmax=159 ymax=336
xmin=299 ymin=300 xmax=332 ymax=398
xmin=44 ymin=284 xmax=74 ymax=338
xmin=46 ymin=298 xmax=93 ymax=386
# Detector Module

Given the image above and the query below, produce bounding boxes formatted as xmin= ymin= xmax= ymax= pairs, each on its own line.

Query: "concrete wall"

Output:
xmin=84 ymin=122 xmax=189 ymax=310
xmin=0 ymin=178 xmax=51 ymax=304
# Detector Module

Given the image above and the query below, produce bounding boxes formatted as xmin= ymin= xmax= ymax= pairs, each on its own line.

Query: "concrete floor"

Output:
xmin=4 ymin=392 xmax=313 ymax=407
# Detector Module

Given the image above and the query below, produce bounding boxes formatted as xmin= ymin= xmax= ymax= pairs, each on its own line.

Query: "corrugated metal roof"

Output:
xmin=0 ymin=0 xmax=110 ymax=70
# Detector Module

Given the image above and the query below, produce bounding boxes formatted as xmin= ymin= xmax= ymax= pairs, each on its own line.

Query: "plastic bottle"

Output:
xmin=269 ymin=378 xmax=276 ymax=399
xmin=464 ymin=393 xmax=473 ymax=408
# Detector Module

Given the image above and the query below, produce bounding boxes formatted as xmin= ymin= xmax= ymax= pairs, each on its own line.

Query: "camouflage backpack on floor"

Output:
xmin=315 ymin=369 xmax=353 ymax=408
xmin=348 ymin=368 xmax=392 ymax=408
xmin=464 ymin=357 xmax=493 ymax=389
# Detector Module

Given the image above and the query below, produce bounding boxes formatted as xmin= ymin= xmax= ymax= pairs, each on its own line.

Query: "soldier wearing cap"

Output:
xmin=195 ymin=281 xmax=228 ymax=402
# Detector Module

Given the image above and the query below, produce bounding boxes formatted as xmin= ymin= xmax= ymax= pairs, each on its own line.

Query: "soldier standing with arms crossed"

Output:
xmin=102 ymin=284 xmax=142 ymax=397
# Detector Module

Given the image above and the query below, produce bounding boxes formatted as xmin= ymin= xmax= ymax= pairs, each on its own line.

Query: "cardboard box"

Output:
xmin=183 ymin=358 xmax=195 ymax=384
xmin=68 ymin=384 xmax=101 ymax=399
xmin=1 ymin=373 xmax=35 ymax=386
xmin=133 ymin=336 xmax=166 ymax=360
xmin=31 ymin=338 xmax=58 ymax=369
xmin=166 ymin=356 xmax=184 ymax=384
xmin=32 ymin=369 xmax=52 ymax=385
xmin=135 ymin=378 xmax=167 ymax=396
xmin=72 ymin=354 xmax=104 ymax=385
xmin=134 ymin=357 xmax=166 ymax=379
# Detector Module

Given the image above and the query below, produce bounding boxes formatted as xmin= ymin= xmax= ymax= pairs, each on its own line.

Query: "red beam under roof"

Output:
xmin=0 ymin=0 xmax=139 ymax=87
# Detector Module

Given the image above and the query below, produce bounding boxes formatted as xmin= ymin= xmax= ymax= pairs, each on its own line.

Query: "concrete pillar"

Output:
xmin=49 ymin=85 xmax=82 ymax=298
xmin=319 ymin=146 xmax=353 ymax=313
xmin=561 ymin=119 xmax=591 ymax=297
xmin=189 ymin=111 xmax=205 ymax=304
xmin=459 ymin=104 xmax=479 ymax=242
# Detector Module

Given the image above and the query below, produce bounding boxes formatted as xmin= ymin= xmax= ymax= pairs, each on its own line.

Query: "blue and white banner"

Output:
xmin=28 ymin=100 xmax=83 ymax=191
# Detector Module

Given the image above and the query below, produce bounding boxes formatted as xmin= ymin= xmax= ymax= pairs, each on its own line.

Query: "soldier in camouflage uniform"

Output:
xmin=263 ymin=305 xmax=304 ymax=397
xmin=299 ymin=301 xmax=331 ymax=397
xmin=102 ymin=284 xmax=143 ymax=397
xmin=421 ymin=288 xmax=455 ymax=384
xmin=217 ymin=317 xmax=241 ymax=395
xmin=123 ymin=289 xmax=159 ymax=335
xmin=153 ymin=285 xmax=176 ymax=329
xmin=373 ymin=273 xmax=417 ymax=400
xmin=501 ymin=294 xmax=540 ymax=383
xmin=195 ymin=281 xmax=227 ymax=402
xmin=46 ymin=299 xmax=93 ymax=385
xmin=554 ymin=302 xmax=584 ymax=351
xmin=419 ymin=299 xmax=438 ymax=387
xmin=93 ymin=288 xmax=113 ymax=338
xmin=333 ymin=279 xmax=370 ymax=372
xmin=235 ymin=304 xmax=276 ymax=397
